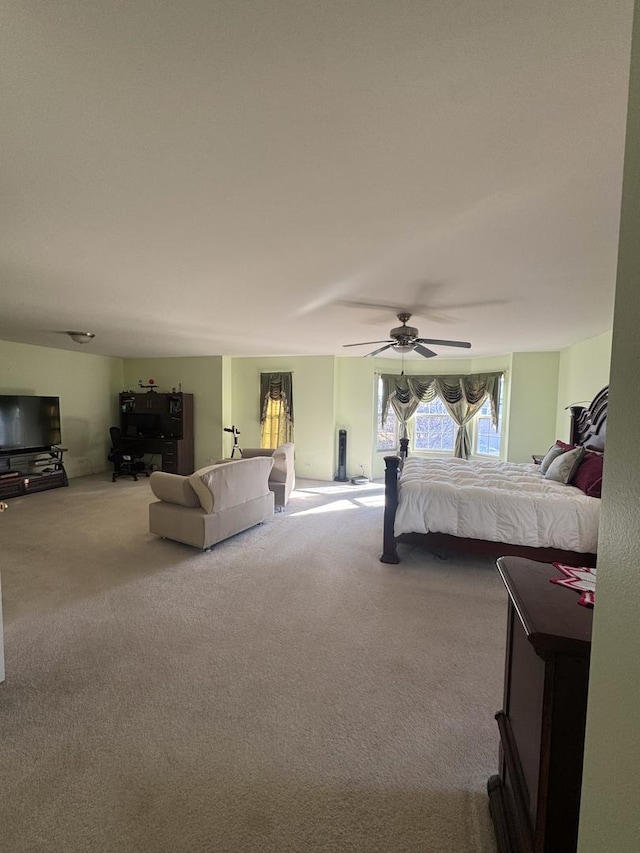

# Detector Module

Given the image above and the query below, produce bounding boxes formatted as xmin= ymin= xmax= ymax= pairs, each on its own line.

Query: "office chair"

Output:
xmin=108 ymin=427 xmax=150 ymax=482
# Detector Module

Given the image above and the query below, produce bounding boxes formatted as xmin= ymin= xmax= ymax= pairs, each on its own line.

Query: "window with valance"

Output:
xmin=379 ymin=372 xmax=504 ymax=459
xmin=260 ymin=372 xmax=294 ymax=449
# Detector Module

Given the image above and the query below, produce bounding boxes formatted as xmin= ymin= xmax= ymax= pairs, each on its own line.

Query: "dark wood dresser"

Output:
xmin=488 ymin=556 xmax=593 ymax=853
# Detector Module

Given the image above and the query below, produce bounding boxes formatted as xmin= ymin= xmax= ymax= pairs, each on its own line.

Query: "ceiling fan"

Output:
xmin=343 ymin=312 xmax=471 ymax=358
xmin=299 ymin=281 xmax=506 ymax=324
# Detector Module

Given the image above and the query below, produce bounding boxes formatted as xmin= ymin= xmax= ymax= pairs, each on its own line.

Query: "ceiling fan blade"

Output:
xmin=416 ymin=337 xmax=471 ymax=349
xmin=336 ymin=299 xmax=403 ymax=312
xmin=366 ymin=343 xmax=395 ymax=357
xmin=414 ymin=344 xmax=438 ymax=359
xmin=342 ymin=339 xmax=393 ymax=347
xmin=337 ymin=284 xmax=445 ymax=317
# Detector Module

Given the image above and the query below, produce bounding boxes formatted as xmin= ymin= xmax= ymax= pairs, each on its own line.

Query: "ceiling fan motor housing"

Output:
xmin=390 ymin=324 xmax=419 ymax=341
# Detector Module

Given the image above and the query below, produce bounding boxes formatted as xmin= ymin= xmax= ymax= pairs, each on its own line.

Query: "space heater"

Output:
xmin=335 ymin=429 xmax=348 ymax=482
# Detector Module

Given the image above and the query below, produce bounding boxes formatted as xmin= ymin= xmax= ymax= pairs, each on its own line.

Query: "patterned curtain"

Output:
xmin=380 ymin=375 xmax=437 ymax=439
xmin=260 ymin=373 xmax=294 ymax=448
xmin=380 ymin=372 xmax=503 ymax=459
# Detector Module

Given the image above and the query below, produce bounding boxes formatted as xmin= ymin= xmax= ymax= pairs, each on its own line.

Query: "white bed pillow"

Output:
xmin=544 ymin=446 xmax=585 ymax=484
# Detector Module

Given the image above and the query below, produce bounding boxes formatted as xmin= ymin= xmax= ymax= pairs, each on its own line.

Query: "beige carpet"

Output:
xmin=0 ymin=475 xmax=503 ymax=853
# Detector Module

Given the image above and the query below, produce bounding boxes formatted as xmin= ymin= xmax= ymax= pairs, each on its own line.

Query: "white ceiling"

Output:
xmin=0 ymin=1 xmax=634 ymax=361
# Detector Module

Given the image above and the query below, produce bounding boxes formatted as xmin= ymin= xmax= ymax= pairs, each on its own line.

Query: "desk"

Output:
xmin=119 ymin=392 xmax=194 ymax=475
xmin=126 ymin=437 xmax=193 ymax=475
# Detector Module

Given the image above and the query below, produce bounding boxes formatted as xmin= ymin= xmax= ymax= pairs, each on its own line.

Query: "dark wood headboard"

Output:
xmin=570 ymin=385 xmax=608 ymax=448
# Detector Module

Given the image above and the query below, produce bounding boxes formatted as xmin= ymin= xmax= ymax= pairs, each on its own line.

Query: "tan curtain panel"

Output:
xmin=380 ymin=372 xmax=503 ymax=458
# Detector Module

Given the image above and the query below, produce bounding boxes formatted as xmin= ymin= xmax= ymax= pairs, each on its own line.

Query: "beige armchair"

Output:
xmin=240 ymin=443 xmax=295 ymax=509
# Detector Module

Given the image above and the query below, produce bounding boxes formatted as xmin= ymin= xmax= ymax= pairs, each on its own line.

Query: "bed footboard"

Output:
xmin=380 ymin=455 xmax=401 ymax=563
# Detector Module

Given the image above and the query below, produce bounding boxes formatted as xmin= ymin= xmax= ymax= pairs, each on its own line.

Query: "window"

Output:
xmin=473 ymin=377 xmax=503 ymax=457
xmin=260 ymin=372 xmax=294 ymax=449
xmin=376 ymin=378 xmax=398 ymax=451
xmin=261 ymin=397 xmax=289 ymax=449
xmin=414 ymin=397 xmax=456 ymax=452
xmin=475 ymin=401 xmax=500 ymax=455
xmin=375 ymin=376 xmax=503 ymax=456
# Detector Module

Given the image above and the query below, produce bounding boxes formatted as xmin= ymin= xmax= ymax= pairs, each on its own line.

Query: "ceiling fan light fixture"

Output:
xmin=66 ymin=330 xmax=95 ymax=345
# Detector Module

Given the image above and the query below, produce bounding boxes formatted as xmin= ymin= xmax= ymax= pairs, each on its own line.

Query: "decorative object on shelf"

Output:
xmin=168 ymin=396 xmax=183 ymax=417
xmin=138 ymin=378 xmax=157 ymax=390
xmin=551 ymin=563 xmax=597 ymax=607
xmin=65 ymin=330 xmax=95 ymax=344
xmin=224 ymin=425 xmax=242 ymax=458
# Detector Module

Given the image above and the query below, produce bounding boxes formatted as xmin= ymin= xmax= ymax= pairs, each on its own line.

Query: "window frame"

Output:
xmin=375 ymin=377 xmax=399 ymax=453
xmin=471 ymin=376 xmax=503 ymax=458
xmin=412 ymin=395 xmax=456 ymax=454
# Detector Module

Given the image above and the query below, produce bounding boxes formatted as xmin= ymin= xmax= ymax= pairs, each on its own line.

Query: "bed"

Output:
xmin=380 ymin=386 xmax=608 ymax=568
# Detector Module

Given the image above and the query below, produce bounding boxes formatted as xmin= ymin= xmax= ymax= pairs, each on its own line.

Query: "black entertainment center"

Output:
xmin=0 ymin=395 xmax=69 ymax=499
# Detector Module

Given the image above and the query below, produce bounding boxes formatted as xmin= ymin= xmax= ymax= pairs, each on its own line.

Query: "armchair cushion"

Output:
xmin=188 ymin=457 xmax=274 ymax=514
xmin=149 ymin=472 xmax=201 ymax=508
xmin=241 ymin=443 xmax=295 ymax=508
xmin=270 ymin=443 xmax=295 ymax=485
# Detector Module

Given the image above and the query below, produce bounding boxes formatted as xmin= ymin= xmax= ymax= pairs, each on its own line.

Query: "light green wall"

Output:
xmin=0 ymin=340 xmax=611 ymax=484
xmin=335 ymin=358 xmax=377 ymax=479
xmin=221 ymin=356 xmax=233 ymax=450
xmin=506 ymin=351 xmax=560 ymax=462
xmin=231 ymin=356 xmax=336 ymax=480
xmin=0 ymin=340 xmax=123 ymax=478
xmin=555 ymin=331 xmax=613 ymax=440
xmin=578 ymin=5 xmax=640 ymax=850
xmin=122 ymin=357 xmax=226 ymax=469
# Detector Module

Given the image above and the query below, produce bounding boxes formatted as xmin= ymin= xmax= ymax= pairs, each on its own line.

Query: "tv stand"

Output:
xmin=0 ymin=447 xmax=68 ymax=500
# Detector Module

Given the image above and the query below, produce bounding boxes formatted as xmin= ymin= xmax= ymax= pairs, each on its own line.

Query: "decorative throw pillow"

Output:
xmin=571 ymin=451 xmax=604 ymax=498
xmin=544 ymin=446 xmax=585 ymax=484
xmin=539 ymin=443 xmax=567 ymax=475
xmin=585 ymin=432 xmax=605 ymax=452
xmin=555 ymin=439 xmax=576 ymax=452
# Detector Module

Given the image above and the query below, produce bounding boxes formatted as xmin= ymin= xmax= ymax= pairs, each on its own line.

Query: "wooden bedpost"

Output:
xmin=380 ymin=455 xmax=401 ymax=564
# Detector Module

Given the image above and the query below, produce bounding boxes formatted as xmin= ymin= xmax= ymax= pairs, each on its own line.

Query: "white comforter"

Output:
xmin=395 ymin=457 xmax=600 ymax=553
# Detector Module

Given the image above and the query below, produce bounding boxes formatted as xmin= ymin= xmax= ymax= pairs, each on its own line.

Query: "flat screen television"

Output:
xmin=0 ymin=395 xmax=62 ymax=454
